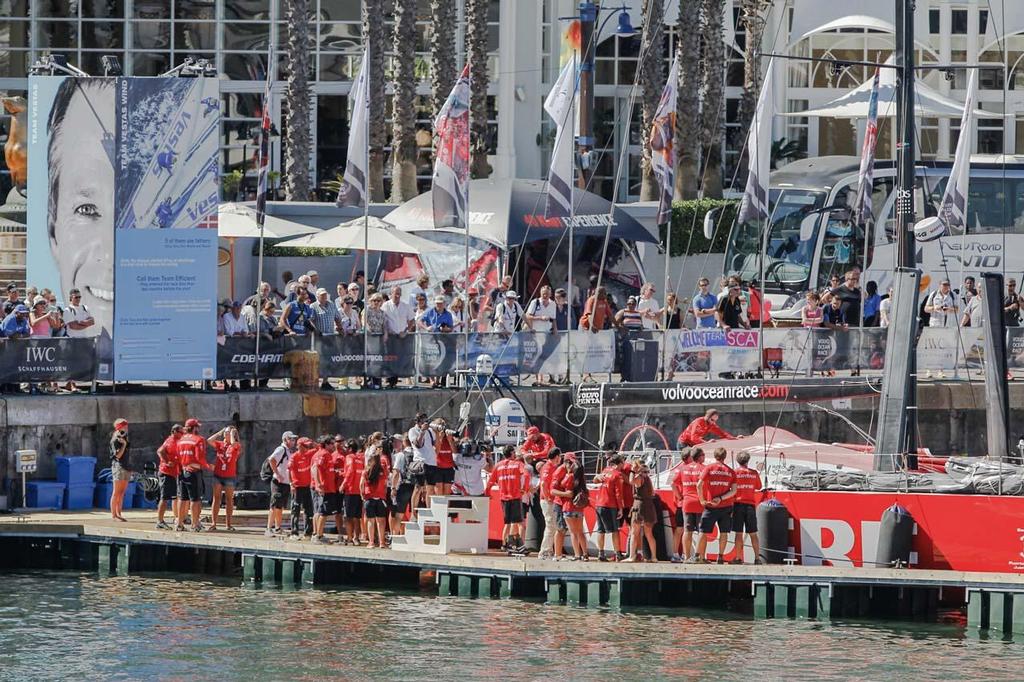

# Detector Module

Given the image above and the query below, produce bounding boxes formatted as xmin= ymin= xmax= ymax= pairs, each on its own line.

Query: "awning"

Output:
xmin=385 ymin=178 xmax=657 ymax=250
xmin=789 ymin=2 xmax=930 ymax=51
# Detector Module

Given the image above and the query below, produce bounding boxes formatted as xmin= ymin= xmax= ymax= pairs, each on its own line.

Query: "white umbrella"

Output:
xmin=218 ymin=202 xmax=320 ymax=239
xmin=276 ymin=216 xmax=441 ymax=254
xmin=784 ymin=58 xmax=993 ymax=119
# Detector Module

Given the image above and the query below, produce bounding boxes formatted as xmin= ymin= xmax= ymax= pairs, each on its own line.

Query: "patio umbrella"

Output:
xmin=217 ymin=202 xmax=320 ymax=239
xmin=276 ymin=216 xmax=441 ymax=254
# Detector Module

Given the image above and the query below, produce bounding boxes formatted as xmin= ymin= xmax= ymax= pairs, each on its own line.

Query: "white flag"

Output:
xmin=432 ymin=64 xmax=471 ymax=229
xmin=737 ymin=58 xmax=775 ymax=225
xmin=651 ymin=54 xmax=680 ymax=226
xmin=938 ymin=68 xmax=976 ymax=234
xmin=544 ymin=56 xmax=577 ymax=218
xmin=336 ymin=49 xmax=369 ymax=208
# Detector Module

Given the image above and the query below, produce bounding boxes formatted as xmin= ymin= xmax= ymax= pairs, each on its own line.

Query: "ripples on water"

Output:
xmin=0 ymin=572 xmax=1021 ymax=681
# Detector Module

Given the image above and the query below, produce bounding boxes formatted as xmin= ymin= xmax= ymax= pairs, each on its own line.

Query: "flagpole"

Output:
xmin=363 ymin=46 xmax=371 ymax=387
xmin=566 ymin=52 xmax=577 ymax=387
xmin=464 ymin=60 xmax=471 ymax=382
xmin=253 ymin=44 xmax=274 ymax=387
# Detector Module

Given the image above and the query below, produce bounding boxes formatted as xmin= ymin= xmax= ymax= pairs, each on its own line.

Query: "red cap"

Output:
xmin=113 ymin=418 xmax=128 ymax=428
xmin=526 ymin=426 xmax=540 ymax=436
xmin=185 ymin=418 xmax=201 ymax=427
xmin=298 ymin=437 xmax=313 ymax=447
xmin=563 ymin=452 xmax=577 ymax=463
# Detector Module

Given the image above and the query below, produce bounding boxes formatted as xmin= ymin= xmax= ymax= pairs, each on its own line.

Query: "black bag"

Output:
xmin=259 ymin=458 xmax=275 ymax=483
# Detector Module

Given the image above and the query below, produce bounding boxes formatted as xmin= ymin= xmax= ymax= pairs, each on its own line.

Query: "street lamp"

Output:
xmin=562 ymin=3 xmax=638 ymax=188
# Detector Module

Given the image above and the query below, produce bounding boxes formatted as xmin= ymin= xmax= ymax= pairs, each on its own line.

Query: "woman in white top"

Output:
xmin=879 ymin=287 xmax=893 ymax=328
xmin=636 ymin=282 xmax=661 ymax=330
xmin=449 ymin=296 xmax=468 ymax=333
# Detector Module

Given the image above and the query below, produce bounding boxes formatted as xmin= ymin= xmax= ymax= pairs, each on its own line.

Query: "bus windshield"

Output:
xmin=724 ymin=189 xmax=828 ymax=293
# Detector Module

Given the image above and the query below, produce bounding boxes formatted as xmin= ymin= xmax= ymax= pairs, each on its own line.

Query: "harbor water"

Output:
xmin=0 ymin=571 xmax=1021 ymax=680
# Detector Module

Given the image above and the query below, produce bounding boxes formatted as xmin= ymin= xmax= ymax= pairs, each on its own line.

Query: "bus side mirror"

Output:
xmin=799 ymin=214 xmax=818 ymax=242
xmin=703 ymin=207 xmax=722 ymax=240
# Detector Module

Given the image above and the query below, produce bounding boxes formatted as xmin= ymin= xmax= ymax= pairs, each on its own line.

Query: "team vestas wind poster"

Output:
xmin=432 ymin=64 xmax=471 ymax=229
xmin=27 ymin=75 xmax=220 ymax=381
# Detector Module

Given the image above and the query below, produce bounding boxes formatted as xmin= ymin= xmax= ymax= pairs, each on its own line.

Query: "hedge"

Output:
xmin=249 ymin=241 xmax=349 ymax=257
xmin=660 ymin=198 xmax=738 ymax=256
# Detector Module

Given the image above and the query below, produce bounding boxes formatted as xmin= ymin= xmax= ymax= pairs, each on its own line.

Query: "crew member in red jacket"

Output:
xmin=175 ymin=427 xmax=210 ymax=532
xmin=342 ymin=440 xmax=366 ymax=544
xmin=329 ymin=436 xmax=348 ymax=542
xmin=592 ymin=454 xmax=626 ymax=561
xmin=694 ymin=447 xmax=737 ymax=563
xmin=287 ymin=438 xmax=315 ymax=539
xmin=155 ymin=424 xmax=183 ymax=530
xmin=520 ymin=426 xmax=556 ymax=463
xmin=311 ymin=436 xmax=337 ymax=543
xmin=669 ymin=448 xmax=696 ymax=562
xmin=677 ymin=409 xmax=736 ymax=448
xmin=732 ymin=451 xmax=764 ymax=564
xmin=485 ymin=445 xmax=530 ymax=552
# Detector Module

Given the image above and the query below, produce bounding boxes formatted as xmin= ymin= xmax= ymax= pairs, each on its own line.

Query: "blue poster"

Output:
xmin=112 ymin=77 xmax=220 ymax=381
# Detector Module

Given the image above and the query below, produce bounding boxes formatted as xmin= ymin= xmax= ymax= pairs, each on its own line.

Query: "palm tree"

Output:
xmin=465 ymin=0 xmax=491 ymax=178
xmin=738 ymin=0 xmax=771 ymax=152
xmin=675 ymin=0 xmax=701 ymax=199
xmin=364 ymin=0 xmax=389 ymax=202
xmin=430 ymin=0 xmax=457 ymax=123
xmin=282 ymin=0 xmax=311 ymax=201
xmin=390 ymin=0 xmax=419 ymax=202
xmin=638 ymin=0 xmax=665 ymax=202
xmin=700 ymin=0 xmax=725 ymax=198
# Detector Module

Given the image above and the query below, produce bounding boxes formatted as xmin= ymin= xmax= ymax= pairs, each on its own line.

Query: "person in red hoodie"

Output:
xmin=485 ymin=445 xmax=530 ymax=554
xmin=154 ymin=424 xmax=183 ymax=530
xmin=175 ymin=426 xmax=212 ymax=532
xmin=537 ymin=448 xmax=563 ymax=559
xmin=677 ymin=409 xmax=736 ymax=448
xmin=731 ymin=451 xmax=764 ymax=564
xmin=208 ymin=426 xmax=242 ymax=531
xmin=361 ymin=452 xmax=390 ymax=548
xmin=552 ymin=459 xmax=589 ymax=561
xmin=520 ymin=426 xmax=556 ymax=463
xmin=311 ymin=436 xmax=337 ymax=544
xmin=677 ymin=448 xmax=706 ymax=562
xmin=287 ymin=438 xmax=315 ymax=539
xmin=669 ymin=449 xmax=695 ymax=562
xmin=433 ymin=421 xmax=456 ymax=496
xmin=342 ymin=439 xmax=366 ymax=544
xmin=694 ymin=447 xmax=737 ymax=564
xmin=548 ymin=454 xmax=572 ymax=561
xmin=592 ymin=454 xmax=625 ymax=561
xmin=329 ymin=436 xmax=348 ymax=543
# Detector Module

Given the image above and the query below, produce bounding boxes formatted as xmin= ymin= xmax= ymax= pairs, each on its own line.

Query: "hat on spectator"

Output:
xmin=348 ymin=283 xmax=359 ymax=290
xmin=526 ymin=426 xmax=540 ymax=436
xmin=282 ymin=430 xmax=297 ymax=440
xmin=113 ymin=418 xmax=129 ymax=428
xmin=434 ymin=295 xmax=446 ymax=304
xmin=316 ymin=288 xmax=328 ymax=296
xmin=231 ymin=300 xmax=241 ymax=308
xmin=32 ymin=295 xmax=46 ymax=307
xmin=14 ymin=304 xmax=28 ymax=313
xmin=505 ymin=290 xmax=519 ymax=299
xmin=185 ymin=418 xmax=201 ymax=427
xmin=298 ymin=437 xmax=313 ymax=447
xmin=307 ymin=270 xmax=318 ymax=277
xmin=6 ymin=282 xmax=16 ymax=292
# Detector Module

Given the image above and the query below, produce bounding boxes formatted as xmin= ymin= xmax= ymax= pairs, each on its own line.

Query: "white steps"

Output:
xmin=391 ymin=495 xmax=490 ymax=555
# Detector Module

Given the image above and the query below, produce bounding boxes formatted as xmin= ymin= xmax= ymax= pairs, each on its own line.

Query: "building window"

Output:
xmin=979 ymin=10 xmax=988 ymax=36
xmin=951 ymin=9 xmax=968 ymax=35
xmin=785 ymin=99 xmax=809 ymax=160
xmin=928 ymin=9 xmax=940 ymax=35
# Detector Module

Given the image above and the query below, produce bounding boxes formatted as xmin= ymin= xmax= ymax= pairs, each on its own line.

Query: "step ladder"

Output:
xmin=391 ymin=495 xmax=490 ymax=555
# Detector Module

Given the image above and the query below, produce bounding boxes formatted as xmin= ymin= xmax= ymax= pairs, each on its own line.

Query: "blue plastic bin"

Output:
xmin=64 ymin=483 xmax=97 ymax=510
xmin=25 ymin=481 xmax=67 ymax=509
xmin=56 ymin=456 xmax=97 ymax=485
xmin=133 ymin=486 xmax=158 ymax=509
xmin=94 ymin=481 xmax=137 ymax=510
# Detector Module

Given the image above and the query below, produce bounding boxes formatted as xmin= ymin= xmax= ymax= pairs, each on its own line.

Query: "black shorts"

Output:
xmin=331 ymin=492 xmax=345 ymax=515
xmin=732 ymin=502 xmax=758 ymax=533
xmin=364 ymin=498 xmax=388 ymax=518
xmin=685 ymin=511 xmax=701 ymax=532
xmin=699 ymin=506 xmax=733 ymax=534
xmin=343 ymin=493 xmax=363 ymax=519
xmin=425 ymin=465 xmax=442 ymax=486
xmin=595 ymin=506 xmax=620 ymax=534
xmin=158 ymin=473 xmax=177 ymax=502
xmin=313 ymin=491 xmax=335 ymax=516
xmin=501 ymin=499 xmax=524 ymax=524
xmin=393 ymin=483 xmax=414 ymax=514
xmin=554 ymin=505 xmax=568 ymax=532
xmin=270 ymin=480 xmax=290 ymax=509
xmin=436 ymin=466 xmax=455 ymax=485
xmin=178 ymin=470 xmax=202 ymax=502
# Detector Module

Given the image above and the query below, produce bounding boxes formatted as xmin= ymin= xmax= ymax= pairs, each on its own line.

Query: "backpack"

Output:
xmin=572 ymin=486 xmax=590 ymax=509
xmin=260 ymin=449 xmax=288 ymax=483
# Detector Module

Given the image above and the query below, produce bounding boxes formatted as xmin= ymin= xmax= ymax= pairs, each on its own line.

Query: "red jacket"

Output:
xmin=699 ymin=461 xmax=736 ymax=508
xmin=213 ymin=442 xmax=241 ymax=479
xmin=311 ymin=448 xmax=337 ymax=493
xmin=521 ymin=433 xmax=556 ymax=462
xmin=362 ymin=469 xmax=389 ymax=499
xmin=176 ymin=434 xmax=204 ymax=471
xmin=680 ymin=461 xmax=704 ymax=513
xmin=539 ymin=460 xmax=558 ymax=501
xmin=486 ymin=458 xmax=529 ymax=501
xmin=671 ymin=467 xmax=686 ymax=508
xmin=677 ymin=417 xmax=732 ymax=447
xmin=734 ymin=465 xmax=762 ymax=505
xmin=158 ymin=435 xmax=181 ymax=477
xmin=558 ymin=472 xmax=586 ymax=512
xmin=592 ymin=465 xmax=624 ymax=509
xmin=288 ymin=447 xmax=314 ymax=488
xmin=342 ymin=452 xmax=365 ymax=495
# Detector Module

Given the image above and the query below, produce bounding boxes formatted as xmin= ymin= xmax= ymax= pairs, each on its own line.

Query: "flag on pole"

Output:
xmin=544 ymin=56 xmax=577 ymax=218
xmin=937 ymin=68 xmax=977 ymax=234
xmin=336 ymin=49 xmax=369 ymax=208
xmin=433 ymin=64 xmax=471 ymax=230
xmin=852 ymin=67 xmax=881 ymax=227
xmin=254 ymin=46 xmax=274 ymax=227
xmin=651 ymin=54 xmax=680 ymax=226
xmin=737 ymin=58 xmax=775 ymax=225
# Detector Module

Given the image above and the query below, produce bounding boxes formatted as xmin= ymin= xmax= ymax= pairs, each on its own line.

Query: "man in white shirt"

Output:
xmin=64 ymin=288 xmax=96 ymax=338
xmin=961 ymin=287 xmax=984 ymax=327
xmin=382 ymin=285 xmax=416 ymax=387
xmin=265 ymin=431 xmax=297 ymax=537
xmin=636 ymin=282 xmax=661 ymax=330
xmin=454 ymin=440 xmax=490 ymax=496
xmin=408 ymin=412 xmax=438 ymax=498
xmin=222 ymin=301 xmax=252 ymax=336
xmin=525 ymin=286 xmax=556 ymax=332
xmin=925 ymin=279 xmax=958 ymax=328
xmin=493 ymin=290 xmax=524 ymax=333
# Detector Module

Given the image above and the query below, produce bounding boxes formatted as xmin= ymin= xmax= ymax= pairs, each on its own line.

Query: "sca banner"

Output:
xmin=0 ymin=338 xmax=97 ymax=382
xmin=665 ymin=328 xmax=760 ymax=374
xmin=27 ymin=75 xmax=220 ymax=382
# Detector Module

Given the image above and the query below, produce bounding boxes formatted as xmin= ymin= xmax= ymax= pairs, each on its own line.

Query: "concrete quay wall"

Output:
xmin=0 ymin=381 xmax=1010 ymax=488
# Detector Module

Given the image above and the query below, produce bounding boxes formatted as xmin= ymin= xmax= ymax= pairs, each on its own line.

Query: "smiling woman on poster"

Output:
xmin=46 ymin=78 xmax=116 ymax=359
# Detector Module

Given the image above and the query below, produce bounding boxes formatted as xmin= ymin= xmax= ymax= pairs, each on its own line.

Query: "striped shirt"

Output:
xmin=311 ymin=300 xmax=342 ymax=335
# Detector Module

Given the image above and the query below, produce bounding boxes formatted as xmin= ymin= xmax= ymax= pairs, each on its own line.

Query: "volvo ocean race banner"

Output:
xmin=113 ymin=77 xmax=219 ymax=380
xmin=27 ymin=75 xmax=219 ymax=381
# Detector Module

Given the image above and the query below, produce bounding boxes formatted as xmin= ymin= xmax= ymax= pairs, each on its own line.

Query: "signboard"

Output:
xmin=0 ymin=338 xmax=96 ymax=382
xmin=595 ymin=377 xmax=882 ymax=409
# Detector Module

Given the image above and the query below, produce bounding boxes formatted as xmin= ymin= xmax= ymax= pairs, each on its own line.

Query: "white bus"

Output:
xmin=723 ymin=155 xmax=1024 ymax=322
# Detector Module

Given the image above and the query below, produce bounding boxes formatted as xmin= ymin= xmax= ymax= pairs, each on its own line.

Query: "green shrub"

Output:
xmin=661 ymin=198 xmax=738 ymax=256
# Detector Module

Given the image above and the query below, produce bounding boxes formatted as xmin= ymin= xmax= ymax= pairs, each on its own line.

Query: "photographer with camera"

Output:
xmin=453 ymin=439 xmax=491 ymax=497
xmin=408 ymin=412 xmax=437 ymax=503
xmin=433 ymin=419 xmax=457 ymax=496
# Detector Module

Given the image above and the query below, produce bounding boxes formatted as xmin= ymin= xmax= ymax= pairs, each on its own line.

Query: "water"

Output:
xmin=0 ymin=572 xmax=1020 ymax=681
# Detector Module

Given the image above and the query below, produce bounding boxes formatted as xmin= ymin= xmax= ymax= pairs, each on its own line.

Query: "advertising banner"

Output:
xmin=376 ymin=334 xmax=416 ymax=378
xmin=414 ymin=332 xmax=461 ymax=378
xmin=27 ymin=75 xmax=219 ymax=382
xmin=593 ymin=377 xmax=882 ymax=409
xmin=318 ymin=334 xmax=370 ymax=378
xmin=666 ymin=329 xmax=760 ymax=375
xmin=112 ymin=77 xmax=220 ymax=381
xmin=916 ymin=327 xmax=959 ymax=370
xmin=0 ymin=338 xmax=96 ymax=382
xmin=1007 ymin=328 xmax=1024 ymax=368
xmin=216 ymin=336 xmax=314 ymax=379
